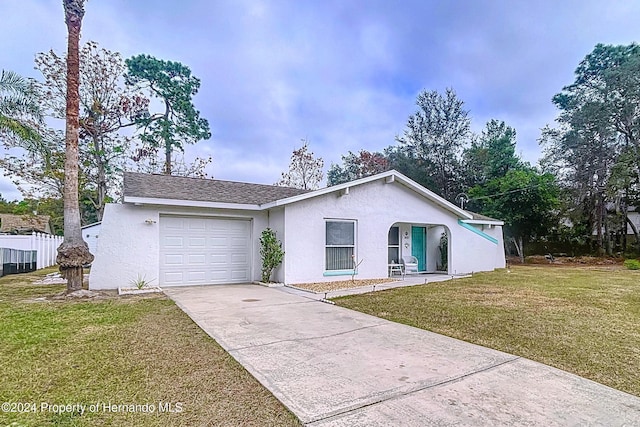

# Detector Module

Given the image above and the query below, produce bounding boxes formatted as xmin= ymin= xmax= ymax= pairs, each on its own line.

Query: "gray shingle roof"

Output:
xmin=465 ymin=210 xmax=501 ymax=222
xmin=124 ymin=172 xmax=309 ymax=205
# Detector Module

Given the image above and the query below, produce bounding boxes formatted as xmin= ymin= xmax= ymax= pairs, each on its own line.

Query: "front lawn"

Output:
xmin=335 ymin=265 xmax=640 ymax=397
xmin=0 ymin=269 xmax=299 ymax=427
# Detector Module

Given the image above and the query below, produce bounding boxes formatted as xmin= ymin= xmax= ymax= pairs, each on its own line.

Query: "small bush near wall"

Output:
xmin=260 ymin=228 xmax=284 ymax=283
xmin=623 ymin=259 xmax=640 ymax=270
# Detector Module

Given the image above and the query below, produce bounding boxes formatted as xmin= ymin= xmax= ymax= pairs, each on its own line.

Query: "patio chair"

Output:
xmin=402 ymin=256 xmax=419 ymax=275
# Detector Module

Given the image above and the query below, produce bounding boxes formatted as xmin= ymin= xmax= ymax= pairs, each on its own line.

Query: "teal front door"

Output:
xmin=411 ymin=226 xmax=426 ymax=271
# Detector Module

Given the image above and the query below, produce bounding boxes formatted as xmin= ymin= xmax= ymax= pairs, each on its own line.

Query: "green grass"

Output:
xmin=0 ymin=269 xmax=300 ymax=427
xmin=335 ymin=265 xmax=640 ymax=397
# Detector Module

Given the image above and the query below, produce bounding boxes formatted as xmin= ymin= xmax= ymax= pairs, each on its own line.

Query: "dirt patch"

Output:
xmin=292 ymin=278 xmax=397 ymax=293
xmin=26 ymin=289 xmax=165 ymax=303
xmin=32 ymin=272 xmax=90 ymax=285
xmin=51 ymin=289 xmax=103 ymax=299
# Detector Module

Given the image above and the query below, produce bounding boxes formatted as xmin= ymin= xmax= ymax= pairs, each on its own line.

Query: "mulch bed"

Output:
xmin=291 ymin=278 xmax=397 ymax=293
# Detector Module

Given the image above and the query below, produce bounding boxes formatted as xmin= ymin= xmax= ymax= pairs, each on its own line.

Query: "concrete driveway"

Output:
xmin=164 ymin=285 xmax=640 ymax=426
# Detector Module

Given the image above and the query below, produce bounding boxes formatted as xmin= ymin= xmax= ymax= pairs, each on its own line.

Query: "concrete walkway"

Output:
xmin=164 ymin=285 xmax=640 ymax=426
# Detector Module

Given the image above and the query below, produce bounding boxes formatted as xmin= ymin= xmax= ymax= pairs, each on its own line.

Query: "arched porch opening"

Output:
xmin=388 ymin=222 xmax=451 ymax=275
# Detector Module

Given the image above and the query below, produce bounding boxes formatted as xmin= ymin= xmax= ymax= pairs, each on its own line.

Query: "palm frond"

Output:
xmin=0 ymin=70 xmax=32 ymax=95
xmin=0 ymin=115 xmax=40 ymax=142
xmin=0 ymin=70 xmax=42 ymax=142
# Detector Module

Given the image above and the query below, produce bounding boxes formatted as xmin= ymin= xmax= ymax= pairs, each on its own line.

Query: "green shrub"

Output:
xmin=260 ymin=228 xmax=284 ymax=282
xmin=623 ymin=259 xmax=640 ymax=270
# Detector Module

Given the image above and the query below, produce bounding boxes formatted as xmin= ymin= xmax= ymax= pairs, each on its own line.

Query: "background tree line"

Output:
xmin=324 ymin=90 xmax=558 ymax=260
xmin=541 ymin=43 xmax=640 ymax=256
xmin=324 ymin=43 xmax=640 ymax=258
xmin=3 ymin=36 xmax=640 ymax=259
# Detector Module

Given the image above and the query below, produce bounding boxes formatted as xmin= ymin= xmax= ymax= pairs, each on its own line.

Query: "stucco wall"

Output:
xmin=82 ymin=223 xmax=101 ymax=257
xmin=480 ymin=223 xmax=506 ymax=269
xmin=89 ymin=203 xmax=268 ymax=290
xmin=282 ymin=179 xmax=505 ymax=284
xmin=89 ymin=204 xmax=159 ymax=290
xmin=449 ymin=222 xmax=506 ymax=274
xmin=398 ymin=223 xmax=412 ymax=262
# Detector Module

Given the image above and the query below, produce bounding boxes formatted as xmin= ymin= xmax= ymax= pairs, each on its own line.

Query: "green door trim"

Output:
xmin=411 ymin=226 xmax=426 ymax=271
xmin=458 ymin=220 xmax=499 ymax=244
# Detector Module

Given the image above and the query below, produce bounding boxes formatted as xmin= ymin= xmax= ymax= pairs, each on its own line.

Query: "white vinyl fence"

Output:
xmin=0 ymin=232 xmax=63 ymax=269
xmin=0 ymin=248 xmax=37 ymax=277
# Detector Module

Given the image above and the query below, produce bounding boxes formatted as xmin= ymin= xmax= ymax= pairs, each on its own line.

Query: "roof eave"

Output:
xmin=460 ymin=219 xmax=505 ymax=226
xmin=124 ymin=196 xmax=262 ymax=211
xmin=81 ymin=221 xmax=102 ymax=228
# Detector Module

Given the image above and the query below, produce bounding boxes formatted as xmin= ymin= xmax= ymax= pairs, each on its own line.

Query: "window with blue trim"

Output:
xmin=325 ymin=220 xmax=356 ymax=270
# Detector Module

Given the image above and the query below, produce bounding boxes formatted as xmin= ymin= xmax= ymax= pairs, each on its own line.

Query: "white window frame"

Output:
xmin=324 ymin=219 xmax=357 ymax=275
xmin=388 ymin=226 xmax=400 ymax=264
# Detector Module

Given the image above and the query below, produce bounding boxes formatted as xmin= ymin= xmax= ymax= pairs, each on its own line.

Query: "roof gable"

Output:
xmin=263 ymin=170 xmax=475 ymax=220
xmin=124 ymin=172 xmax=309 ymax=206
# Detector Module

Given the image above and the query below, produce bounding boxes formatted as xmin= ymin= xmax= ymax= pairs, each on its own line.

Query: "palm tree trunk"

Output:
xmin=57 ymin=0 xmax=93 ymax=292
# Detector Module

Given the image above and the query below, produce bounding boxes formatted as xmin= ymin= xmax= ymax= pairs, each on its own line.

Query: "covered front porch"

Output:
xmin=388 ymin=222 xmax=450 ymax=276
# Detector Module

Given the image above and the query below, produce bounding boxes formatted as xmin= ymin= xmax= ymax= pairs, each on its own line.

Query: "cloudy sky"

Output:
xmin=1 ymin=0 xmax=639 ymax=200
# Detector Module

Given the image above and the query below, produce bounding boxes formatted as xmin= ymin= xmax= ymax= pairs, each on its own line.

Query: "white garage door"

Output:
xmin=159 ymin=216 xmax=251 ymax=286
